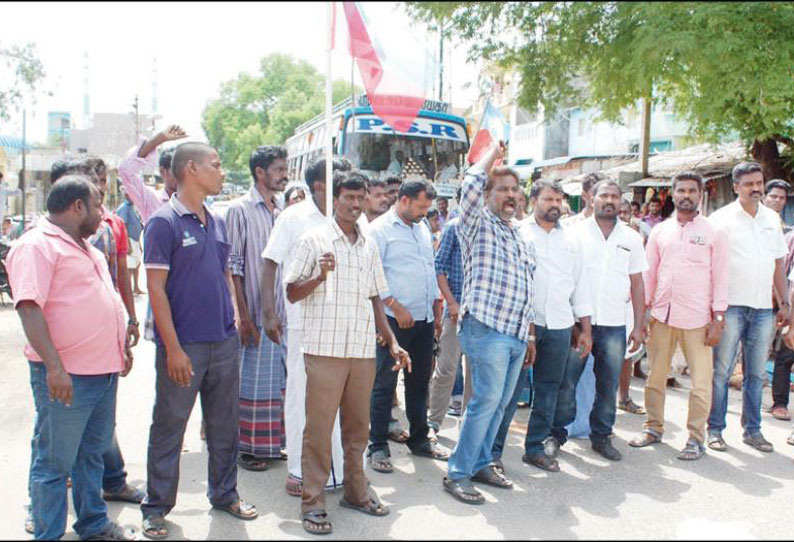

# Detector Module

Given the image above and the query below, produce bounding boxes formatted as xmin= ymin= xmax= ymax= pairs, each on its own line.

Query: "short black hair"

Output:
xmin=592 ymin=179 xmax=622 ymax=197
xmin=765 ymin=179 xmax=790 ymax=194
xmin=46 ymin=175 xmax=95 ymax=213
xmin=426 ymin=208 xmax=439 ymax=219
xmin=83 ymin=156 xmax=106 ymax=175
xmin=671 ymin=170 xmax=705 ymax=191
xmin=171 ymin=142 xmax=215 ymax=182
xmin=159 ymin=148 xmax=175 ymax=170
xmin=51 ymin=158 xmax=96 ymax=184
xmin=649 ymin=196 xmax=662 ymax=204
xmin=488 ymin=166 xmax=520 ymax=188
xmin=732 ymin=161 xmax=763 ymax=184
xmin=529 ymin=178 xmax=563 ymax=200
xmin=305 ymin=156 xmax=352 ymax=194
xmin=284 ymin=185 xmax=306 ymax=202
xmin=385 ymin=175 xmax=402 ymax=187
xmin=368 ymin=177 xmax=387 ymax=190
xmin=249 ymin=145 xmax=287 ymax=181
xmin=332 ymin=170 xmax=368 ymax=198
xmin=631 ymin=201 xmax=641 ymax=211
xmin=582 ymin=172 xmax=606 ymax=195
xmin=398 ymin=178 xmax=436 ymax=200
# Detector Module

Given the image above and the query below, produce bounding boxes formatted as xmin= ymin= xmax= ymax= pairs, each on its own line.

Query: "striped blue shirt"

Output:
xmin=434 ymin=217 xmax=463 ymax=318
xmin=458 ymin=167 xmax=535 ymax=341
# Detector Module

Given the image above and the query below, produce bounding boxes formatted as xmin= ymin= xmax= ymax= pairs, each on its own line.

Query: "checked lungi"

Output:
xmin=239 ymin=328 xmax=287 ymax=458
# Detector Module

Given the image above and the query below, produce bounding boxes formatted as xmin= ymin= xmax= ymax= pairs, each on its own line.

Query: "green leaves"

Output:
xmin=405 ymin=1 xmax=794 ymax=147
xmin=0 ymin=41 xmax=47 ymax=121
xmin=200 ymin=53 xmax=358 ymax=175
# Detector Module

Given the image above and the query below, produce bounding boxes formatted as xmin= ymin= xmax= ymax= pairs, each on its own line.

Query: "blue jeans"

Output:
xmin=708 ymin=306 xmax=775 ymax=437
xmin=102 ymin=434 xmax=128 ymax=493
xmin=29 ymin=362 xmax=117 ymax=540
xmin=493 ymin=326 xmax=572 ymax=458
xmin=452 ymin=359 xmax=464 ymax=397
xmin=448 ymin=315 xmax=527 ymax=480
xmin=551 ymin=325 xmax=626 ymax=445
xmin=491 ymin=366 xmax=533 ymax=460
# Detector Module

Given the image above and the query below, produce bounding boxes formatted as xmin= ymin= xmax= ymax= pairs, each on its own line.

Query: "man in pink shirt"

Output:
xmin=8 ymin=176 xmax=133 ymax=540
xmin=629 ymin=171 xmax=729 ymax=460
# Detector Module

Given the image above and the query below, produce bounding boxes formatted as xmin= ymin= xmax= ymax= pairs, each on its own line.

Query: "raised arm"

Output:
xmin=459 ymin=142 xmax=504 ymax=240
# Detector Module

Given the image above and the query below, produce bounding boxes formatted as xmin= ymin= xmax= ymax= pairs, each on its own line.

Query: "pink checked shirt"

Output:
xmin=644 ymin=213 xmax=729 ymax=329
xmin=118 ymin=137 xmax=171 ymax=224
xmin=7 ymin=218 xmax=126 ymax=375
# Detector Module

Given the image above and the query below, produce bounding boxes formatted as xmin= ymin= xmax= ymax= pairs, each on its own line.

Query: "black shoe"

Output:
xmin=592 ymin=438 xmax=622 ymax=461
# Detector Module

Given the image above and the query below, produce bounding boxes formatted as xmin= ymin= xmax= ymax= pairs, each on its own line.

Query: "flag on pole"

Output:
xmin=466 ymin=99 xmax=510 ymax=164
xmin=342 ymin=1 xmax=436 ymax=133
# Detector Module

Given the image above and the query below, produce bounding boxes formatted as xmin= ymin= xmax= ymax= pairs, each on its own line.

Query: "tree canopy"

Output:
xmin=201 ymin=53 xmax=357 ymax=174
xmin=0 ymin=41 xmax=46 ymax=121
xmin=406 ymin=2 xmax=794 ymax=179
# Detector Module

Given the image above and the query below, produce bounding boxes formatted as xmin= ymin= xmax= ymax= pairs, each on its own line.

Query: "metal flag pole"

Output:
xmin=325 ymin=0 xmax=334 ymax=219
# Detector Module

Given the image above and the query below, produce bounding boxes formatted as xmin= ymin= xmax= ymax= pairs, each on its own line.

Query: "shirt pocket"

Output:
xmin=685 ymin=239 xmax=709 ymax=264
xmin=761 ymin=227 xmax=781 ymax=255
xmin=613 ymin=245 xmax=631 ymax=272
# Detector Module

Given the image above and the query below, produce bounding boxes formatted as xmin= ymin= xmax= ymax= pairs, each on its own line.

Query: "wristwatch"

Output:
xmin=128 ymin=318 xmax=139 ymax=326
xmin=715 ymin=314 xmax=724 ymax=322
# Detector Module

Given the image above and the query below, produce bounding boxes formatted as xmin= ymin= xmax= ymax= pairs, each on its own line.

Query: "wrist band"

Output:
xmin=385 ymin=297 xmax=395 ymax=308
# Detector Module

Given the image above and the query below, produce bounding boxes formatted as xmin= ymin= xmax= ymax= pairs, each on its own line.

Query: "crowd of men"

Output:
xmin=8 ymin=124 xmax=794 ymax=540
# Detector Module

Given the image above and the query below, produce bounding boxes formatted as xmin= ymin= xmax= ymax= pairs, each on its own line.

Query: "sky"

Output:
xmin=1 ymin=2 xmax=480 ymax=144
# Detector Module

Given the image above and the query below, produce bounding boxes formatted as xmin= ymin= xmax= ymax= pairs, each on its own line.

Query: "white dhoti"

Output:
xmin=285 ymin=326 xmax=345 ymax=488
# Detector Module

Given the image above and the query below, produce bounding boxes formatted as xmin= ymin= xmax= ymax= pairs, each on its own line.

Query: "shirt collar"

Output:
xmin=39 ymin=217 xmax=90 ymax=252
xmin=329 ymin=218 xmax=365 ymax=247
xmin=248 ymin=185 xmax=280 ymax=213
xmin=169 ymin=193 xmax=212 ymax=219
xmin=388 ymin=207 xmax=413 ymax=228
xmin=531 ymin=215 xmax=561 ymax=231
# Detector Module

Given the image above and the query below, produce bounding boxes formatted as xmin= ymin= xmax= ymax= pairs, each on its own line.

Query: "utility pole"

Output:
xmin=640 ymin=96 xmax=652 ymax=177
xmin=438 ymin=24 xmax=444 ymax=101
xmin=132 ymin=95 xmax=140 ymax=140
xmin=21 ymin=108 xmax=26 ymax=227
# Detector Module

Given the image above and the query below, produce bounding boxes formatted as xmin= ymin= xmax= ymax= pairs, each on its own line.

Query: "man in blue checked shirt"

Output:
xmin=443 ymin=141 xmax=537 ymax=505
xmin=427 ymin=215 xmax=466 ymax=440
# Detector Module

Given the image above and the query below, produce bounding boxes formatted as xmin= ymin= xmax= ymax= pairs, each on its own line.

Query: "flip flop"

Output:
xmin=212 ymin=499 xmax=259 ymax=520
xmin=142 ymin=515 xmax=168 ymax=540
xmin=411 ymin=442 xmax=450 ymax=461
xmin=472 ymin=464 xmax=514 ymax=488
xmin=339 ymin=494 xmax=390 ymax=516
xmin=443 ymin=476 xmax=485 ymax=505
xmin=237 ymin=454 xmax=269 ymax=472
xmin=302 ymin=509 xmax=332 ymax=535
xmin=387 ymin=429 xmax=410 ymax=444
xmin=285 ymin=474 xmax=302 ymax=497
xmin=369 ymin=450 xmax=393 ymax=473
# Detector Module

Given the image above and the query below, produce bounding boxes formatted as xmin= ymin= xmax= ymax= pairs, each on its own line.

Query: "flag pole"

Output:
xmin=325 ymin=1 xmax=334 ymax=219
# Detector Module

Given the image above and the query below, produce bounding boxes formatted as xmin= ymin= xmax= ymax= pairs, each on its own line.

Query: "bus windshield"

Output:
xmin=342 ymin=114 xmax=468 ymax=182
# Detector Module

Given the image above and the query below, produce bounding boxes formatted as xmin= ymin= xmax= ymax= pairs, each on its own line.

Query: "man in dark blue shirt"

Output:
xmin=141 ymin=142 xmax=258 ymax=539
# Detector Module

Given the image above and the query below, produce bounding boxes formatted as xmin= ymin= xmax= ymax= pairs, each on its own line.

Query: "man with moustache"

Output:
xmin=443 ymin=142 xmax=536 ymax=504
xmin=363 ymin=177 xmax=390 ymax=224
xmin=562 ymin=172 xmax=602 ymax=226
xmin=550 ymin=179 xmax=647 ymax=462
xmin=706 ymin=162 xmax=789 ymax=453
xmin=492 ymin=179 xmax=593 ymax=473
xmin=367 ymin=178 xmax=447 ymax=474
xmin=629 ymin=171 xmax=729 ymax=460
xmin=384 ymin=175 xmax=401 ymax=208
xmin=141 ymin=142 xmax=258 ymax=539
xmin=285 ymin=170 xmax=410 ymax=534
xmin=226 ymin=145 xmax=289 ymax=472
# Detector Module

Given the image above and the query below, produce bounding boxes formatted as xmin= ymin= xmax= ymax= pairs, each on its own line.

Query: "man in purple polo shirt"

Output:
xmin=140 ymin=142 xmax=258 ymax=540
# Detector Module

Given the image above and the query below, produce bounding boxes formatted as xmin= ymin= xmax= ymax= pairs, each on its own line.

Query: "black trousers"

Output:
xmin=772 ymin=342 xmax=794 ymax=408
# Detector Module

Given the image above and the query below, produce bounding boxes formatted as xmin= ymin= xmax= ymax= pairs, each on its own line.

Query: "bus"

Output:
xmin=285 ymin=95 xmax=470 ymax=198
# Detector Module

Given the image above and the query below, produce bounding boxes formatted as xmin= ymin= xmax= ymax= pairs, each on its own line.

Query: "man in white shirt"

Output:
xmin=435 ymin=154 xmax=458 ymax=184
xmin=550 ymin=179 xmax=648 ymax=462
xmin=491 ymin=179 xmax=593 ymax=473
xmin=387 ymin=151 xmax=405 ymax=176
xmin=261 ymin=156 xmax=351 ymax=496
xmin=706 ymin=161 xmax=789 ymax=453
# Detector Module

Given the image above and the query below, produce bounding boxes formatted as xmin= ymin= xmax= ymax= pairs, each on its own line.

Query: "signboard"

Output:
xmin=434 ymin=181 xmax=459 ymax=199
xmin=349 ymin=115 xmax=466 ymax=143
xmin=355 ymin=94 xmax=451 ymax=114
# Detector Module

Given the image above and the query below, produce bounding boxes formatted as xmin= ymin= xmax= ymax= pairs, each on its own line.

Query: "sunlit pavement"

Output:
xmin=1 ymin=290 xmax=793 ymax=540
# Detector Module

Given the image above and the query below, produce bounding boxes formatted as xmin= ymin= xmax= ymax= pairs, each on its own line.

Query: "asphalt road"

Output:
xmin=1 ymin=290 xmax=793 ymax=540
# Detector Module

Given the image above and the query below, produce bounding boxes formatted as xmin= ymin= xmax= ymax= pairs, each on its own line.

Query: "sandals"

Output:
xmin=628 ymin=431 xmax=662 ymax=448
xmin=411 ymin=441 xmax=450 ymax=462
xmin=492 ymin=458 xmax=505 ymax=475
xmin=369 ymin=449 xmax=394 ymax=473
xmin=522 ymin=452 xmax=560 ymax=472
xmin=472 ymin=464 xmax=514 ymax=488
xmin=285 ymin=474 xmax=303 ymax=497
xmin=618 ymin=398 xmax=646 ymax=415
xmin=238 ymin=453 xmax=269 ymax=472
xmin=770 ymin=405 xmax=791 ymax=421
xmin=85 ymin=521 xmax=135 ymax=541
xmin=707 ymin=434 xmax=728 ymax=452
xmin=387 ymin=428 xmax=410 ymax=444
xmin=302 ymin=509 xmax=332 ymax=535
xmin=677 ymin=439 xmax=705 ymax=461
xmin=103 ymin=484 xmax=145 ymax=504
xmin=142 ymin=515 xmax=168 ymax=540
xmin=443 ymin=476 xmax=485 ymax=505
xmin=427 ymin=426 xmax=439 ymax=444
xmin=339 ymin=494 xmax=390 ymax=516
xmin=212 ymin=499 xmax=259 ymax=520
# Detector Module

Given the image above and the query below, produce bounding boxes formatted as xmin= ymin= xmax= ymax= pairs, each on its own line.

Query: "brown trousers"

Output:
xmin=644 ymin=320 xmax=713 ymax=444
xmin=301 ymin=354 xmax=375 ymax=513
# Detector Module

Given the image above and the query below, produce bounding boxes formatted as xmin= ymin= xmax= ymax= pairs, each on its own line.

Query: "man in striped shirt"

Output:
xmin=226 ymin=146 xmax=289 ymax=472
xmin=444 ymin=141 xmax=537 ymax=505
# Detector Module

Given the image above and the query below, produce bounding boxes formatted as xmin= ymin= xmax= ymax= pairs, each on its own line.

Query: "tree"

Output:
xmin=0 ymin=41 xmax=46 ymax=121
xmin=201 ymin=53 xmax=357 ymax=174
xmin=406 ymin=2 xmax=794 ymax=180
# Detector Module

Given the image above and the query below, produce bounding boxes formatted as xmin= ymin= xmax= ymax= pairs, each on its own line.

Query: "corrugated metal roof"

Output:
xmin=0 ymin=135 xmax=30 ymax=150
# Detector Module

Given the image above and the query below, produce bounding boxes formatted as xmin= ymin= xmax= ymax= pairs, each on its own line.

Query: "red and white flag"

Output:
xmin=467 ymin=99 xmax=510 ymax=164
xmin=342 ymin=1 xmax=435 ymax=133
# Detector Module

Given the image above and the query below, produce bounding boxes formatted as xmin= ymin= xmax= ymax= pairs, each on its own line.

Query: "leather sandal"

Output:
xmin=628 ymin=431 xmax=662 ymax=448
xmin=472 ymin=464 xmax=514 ymax=488
xmin=442 ymin=476 xmax=485 ymax=505
xmin=302 ymin=509 xmax=332 ymax=535
xmin=369 ymin=449 xmax=393 ymax=473
xmin=522 ymin=452 xmax=560 ymax=472
xmin=213 ymin=499 xmax=259 ymax=520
